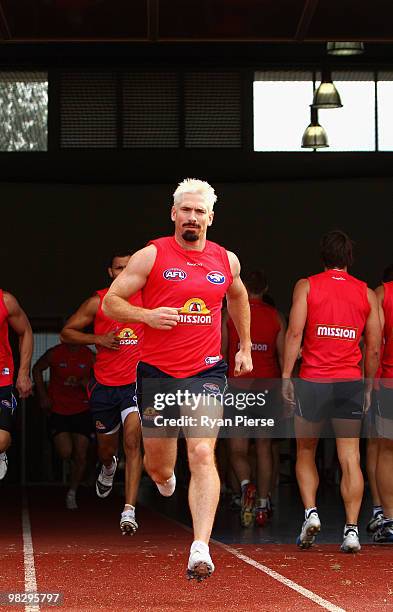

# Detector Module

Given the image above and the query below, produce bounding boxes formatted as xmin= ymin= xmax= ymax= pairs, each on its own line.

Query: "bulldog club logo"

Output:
xmin=163 ymin=268 xmax=187 ymax=281
xmin=206 ymin=271 xmax=225 ymax=285
xmin=179 ymin=298 xmax=212 ymax=325
xmin=117 ymin=328 xmax=138 ymax=345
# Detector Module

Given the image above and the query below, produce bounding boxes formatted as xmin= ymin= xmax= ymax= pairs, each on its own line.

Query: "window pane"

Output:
xmin=0 ymin=72 xmax=48 ymax=151
xmin=318 ymin=81 xmax=375 ymax=152
xmin=254 ymin=79 xmax=313 ymax=152
xmin=377 ymin=81 xmax=393 ymax=151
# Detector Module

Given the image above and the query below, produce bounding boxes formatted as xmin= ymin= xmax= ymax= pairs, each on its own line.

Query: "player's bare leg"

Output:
xmin=120 ymin=412 xmax=142 ymax=535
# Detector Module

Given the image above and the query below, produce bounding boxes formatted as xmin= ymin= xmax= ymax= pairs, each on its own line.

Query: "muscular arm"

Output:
xmin=4 ymin=292 xmax=33 ymax=398
xmin=221 ymin=308 xmax=229 ymax=362
xmin=59 ymin=295 xmax=118 ymax=348
xmin=275 ymin=311 xmax=287 ymax=373
xmin=32 ymin=350 xmax=52 ymax=412
xmin=282 ymin=279 xmax=309 ymax=379
xmin=225 ymin=252 xmax=252 ymax=376
xmin=103 ymin=245 xmax=180 ymax=330
xmin=362 ymin=287 xmax=382 ymax=410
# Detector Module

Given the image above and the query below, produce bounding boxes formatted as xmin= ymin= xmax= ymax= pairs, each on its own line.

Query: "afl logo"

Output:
xmin=163 ymin=268 xmax=187 ymax=281
xmin=206 ymin=271 xmax=225 ymax=285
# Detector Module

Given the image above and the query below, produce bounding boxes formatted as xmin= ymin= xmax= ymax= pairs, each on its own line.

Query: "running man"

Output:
xmin=0 ymin=290 xmax=33 ymax=479
xmin=366 ymin=264 xmax=393 ymax=537
xmin=282 ymin=230 xmax=380 ymax=553
xmin=222 ymin=269 xmax=286 ymax=528
xmin=61 ymin=253 xmax=143 ymax=534
xmin=373 ymin=269 xmax=393 ymax=542
xmin=103 ymin=178 xmax=252 ymax=580
xmin=33 ymin=343 xmax=95 ymax=509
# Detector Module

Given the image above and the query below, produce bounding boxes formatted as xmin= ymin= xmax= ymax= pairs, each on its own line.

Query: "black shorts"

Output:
xmin=223 ymin=381 xmax=283 ymax=438
xmin=88 ymin=375 xmax=138 ymax=435
xmin=0 ymin=385 xmax=17 ymax=434
xmin=375 ymin=385 xmax=393 ymax=439
xmin=49 ymin=411 xmax=93 ymax=439
xmin=137 ymin=360 xmax=227 ymax=431
xmin=295 ymin=379 xmax=364 ymax=422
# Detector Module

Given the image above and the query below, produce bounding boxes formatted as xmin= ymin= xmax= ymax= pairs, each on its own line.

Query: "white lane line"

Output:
xmin=217 ymin=542 xmax=346 ymax=612
xmin=164 ymin=514 xmax=345 ymax=612
xmin=22 ymin=492 xmax=40 ymax=612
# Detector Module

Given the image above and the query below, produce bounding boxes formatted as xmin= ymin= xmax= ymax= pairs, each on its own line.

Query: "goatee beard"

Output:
xmin=182 ymin=230 xmax=199 ymax=242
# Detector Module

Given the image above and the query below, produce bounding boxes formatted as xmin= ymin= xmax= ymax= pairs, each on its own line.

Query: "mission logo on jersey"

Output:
xmin=179 ymin=298 xmax=212 ymax=325
xmin=315 ymin=324 xmax=357 ymax=341
xmin=117 ymin=328 xmax=139 ymax=345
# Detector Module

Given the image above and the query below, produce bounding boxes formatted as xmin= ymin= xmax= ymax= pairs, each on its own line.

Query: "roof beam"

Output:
xmin=147 ymin=0 xmax=159 ymax=42
xmin=0 ymin=2 xmax=11 ymax=40
xmin=294 ymin=0 xmax=319 ymax=41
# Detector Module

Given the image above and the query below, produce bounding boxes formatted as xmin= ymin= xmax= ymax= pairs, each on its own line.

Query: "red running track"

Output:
xmin=2 ymin=487 xmax=393 ymax=611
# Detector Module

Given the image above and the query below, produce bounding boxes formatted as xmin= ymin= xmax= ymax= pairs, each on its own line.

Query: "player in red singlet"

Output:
xmin=103 ymin=178 xmax=252 ymax=581
xmin=365 ymin=264 xmax=393 ymax=537
xmin=61 ymin=253 xmax=143 ymax=535
xmin=282 ymin=231 xmax=380 ymax=553
xmin=222 ymin=270 xmax=286 ymax=528
xmin=33 ymin=343 xmax=95 ymax=509
xmin=0 ymin=290 xmax=33 ymax=480
xmin=372 ymin=267 xmax=393 ymax=542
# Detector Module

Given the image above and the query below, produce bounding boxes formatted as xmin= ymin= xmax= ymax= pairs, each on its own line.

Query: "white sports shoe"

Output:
xmin=187 ymin=541 xmax=215 ymax=582
xmin=0 ymin=452 xmax=8 ymax=480
xmin=156 ymin=473 xmax=176 ymax=497
xmin=65 ymin=489 xmax=78 ymax=510
xmin=120 ymin=508 xmax=138 ymax=536
xmin=296 ymin=511 xmax=321 ymax=549
xmin=341 ymin=528 xmax=361 ymax=553
xmin=96 ymin=456 xmax=117 ymax=498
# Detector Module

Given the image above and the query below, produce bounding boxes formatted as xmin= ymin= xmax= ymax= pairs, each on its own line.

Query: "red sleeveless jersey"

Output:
xmin=0 ymin=290 xmax=13 ymax=387
xmin=227 ymin=298 xmax=281 ymax=384
xmin=381 ymin=281 xmax=393 ymax=387
xmin=300 ymin=270 xmax=370 ymax=381
xmin=48 ymin=344 xmax=94 ymax=415
xmin=141 ymin=236 xmax=232 ymax=377
xmin=94 ymin=288 xmax=143 ymax=386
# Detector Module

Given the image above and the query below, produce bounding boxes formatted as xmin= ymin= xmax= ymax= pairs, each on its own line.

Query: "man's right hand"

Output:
xmin=96 ymin=331 xmax=121 ymax=350
xmin=144 ymin=307 xmax=180 ymax=330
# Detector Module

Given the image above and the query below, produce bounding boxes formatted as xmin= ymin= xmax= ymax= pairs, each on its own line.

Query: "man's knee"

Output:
xmin=188 ymin=441 xmax=215 ymax=469
xmin=0 ymin=430 xmax=11 ymax=453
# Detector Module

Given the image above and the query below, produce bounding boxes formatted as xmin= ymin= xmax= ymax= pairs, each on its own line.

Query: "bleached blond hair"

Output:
xmin=173 ymin=178 xmax=217 ymax=212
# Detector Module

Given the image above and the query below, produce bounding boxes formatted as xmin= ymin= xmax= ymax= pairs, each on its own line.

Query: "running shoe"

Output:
xmin=366 ymin=512 xmax=384 ymax=534
xmin=65 ymin=489 xmax=78 ymax=510
xmin=96 ymin=456 xmax=117 ymax=498
xmin=373 ymin=520 xmax=393 ymax=544
xmin=341 ymin=528 xmax=361 ymax=553
xmin=266 ymin=493 xmax=274 ymax=517
xmin=120 ymin=508 xmax=138 ymax=536
xmin=240 ymin=483 xmax=256 ymax=527
xmin=296 ymin=511 xmax=321 ymax=549
xmin=187 ymin=541 xmax=214 ymax=582
xmin=255 ymin=507 xmax=269 ymax=527
xmin=230 ymin=493 xmax=241 ymax=510
xmin=0 ymin=452 xmax=8 ymax=481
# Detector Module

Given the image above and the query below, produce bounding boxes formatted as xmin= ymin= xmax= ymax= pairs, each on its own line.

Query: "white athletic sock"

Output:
xmin=344 ymin=523 xmax=358 ymax=535
xmin=190 ymin=540 xmax=209 ymax=553
xmin=124 ymin=504 xmax=135 ymax=513
xmin=257 ymin=497 xmax=268 ymax=509
xmin=241 ymin=479 xmax=250 ymax=489
xmin=103 ymin=458 xmax=116 ymax=476
xmin=157 ymin=473 xmax=176 ymax=497
xmin=373 ymin=505 xmax=383 ymax=517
